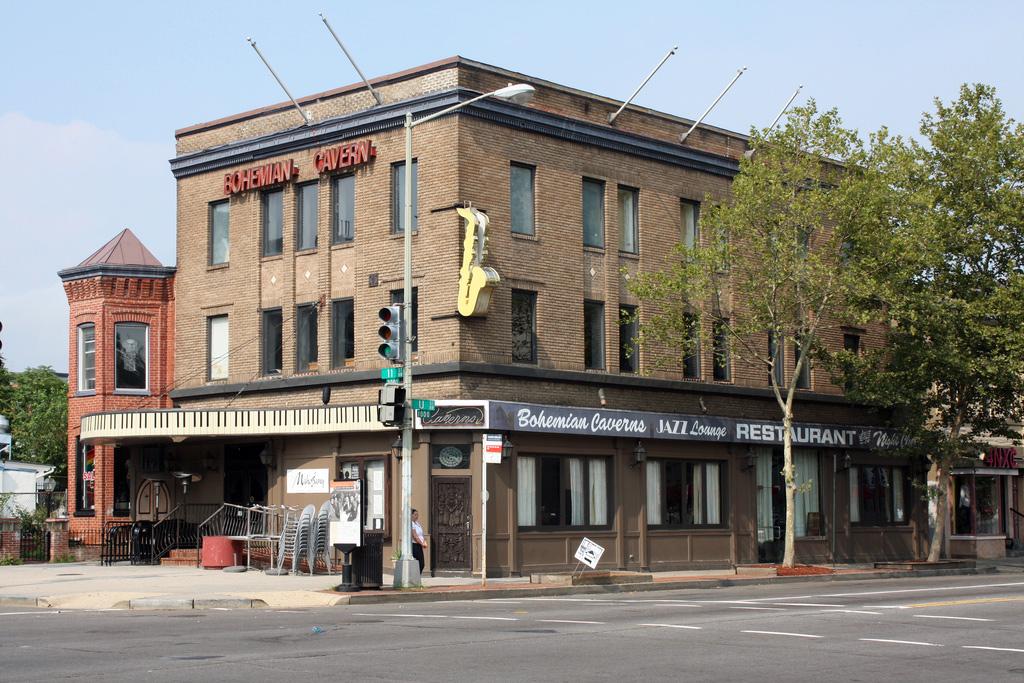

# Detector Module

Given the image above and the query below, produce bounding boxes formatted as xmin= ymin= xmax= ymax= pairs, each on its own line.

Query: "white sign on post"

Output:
xmin=574 ymin=537 xmax=605 ymax=569
xmin=482 ymin=433 xmax=503 ymax=464
xmin=286 ymin=468 xmax=330 ymax=493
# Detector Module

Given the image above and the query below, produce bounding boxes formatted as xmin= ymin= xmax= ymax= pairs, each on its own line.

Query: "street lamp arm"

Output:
xmin=411 ymin=84 xmax=535 ymax=128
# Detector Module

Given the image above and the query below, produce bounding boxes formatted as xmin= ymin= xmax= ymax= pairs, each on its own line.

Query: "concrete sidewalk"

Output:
xmin=0 ymin=560 xmax=1006 ymax=611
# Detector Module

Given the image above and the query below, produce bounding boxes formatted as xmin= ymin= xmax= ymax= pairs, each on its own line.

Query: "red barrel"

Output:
xmin=201 ymin=536 xmax=244 ymax=569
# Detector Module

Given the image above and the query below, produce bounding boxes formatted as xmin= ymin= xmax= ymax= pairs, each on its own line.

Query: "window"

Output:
xmin=712 ymin=320 xmax=730 ymax=381
xmin=339 ymin=458 xmax=389 ymax=535
xmin=511 ymin=289 xmax=537 ymax=363
xmin=77 ymin=323 xmax=95 ymax=392
xmin=794 ymin=336 xmax=810 ymax=389
xmin=843 ymin=333 xmax=860 ymax=355
xmin=950 ymin=473 xmax=999 ymax=536
xmin=296 ymin=303 xmax=318 ymax=372
xmin=390 ymin=288 xmax=418 ymax=352
xmin=207 ymin=315 xmax=229 ymax=381
xmin=296 ymin=182 xmax=318 ymax=251
xmin=75 ymin=438 xmax=95 ymax=514
xmin=584 ymin=300 xmax=605 ymax=370
xmin=113 ymin=447 xmax=130 ymax=516
xmin=582 ymin=178 xmax=605 ymax=248
xmin=331 ymin=174 xmax=355 ymax=243
xmin=209 ymin=200 xmax=229 ymax=265
xmin=683 ymin=313 xmax=701 ymax=379
xmin=261 ymin=308 xmax=283 ymax=375
xmin=618 ymin=186 xmax=638 ymax=253
xmin=619 ymin=305 xmax=637 ymax=373
xmin=517 ymin=455 xmax=610 ymax=529
xmin=510 ymin=163 xmax=535 ymax=235
xmin=793 ymin=450 xmax=821 ymax=536
xmin=262 ymin=189 xmax=283 ymax=256
xmin=681 ymin=200 xmax=700 ymax=248
xmin=392 ymin=160 xmax=418 ymax=234
xmin=851 ymin=465 xmax=908 ymax=526
xmin=768 ymin=332 xmax=784 ymax=387
xmin=646 ymin=460 xmax=723 ymax=527
xmin=331 ymin=298 xmax=355 ymax=369
xmin=114 ymin=322 xmax=148 ymax=392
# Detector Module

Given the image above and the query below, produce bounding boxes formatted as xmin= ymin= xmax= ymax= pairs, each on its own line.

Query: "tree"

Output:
xmin=834 ymin=84 xmax=1024 ymax=562
xmin=629 ymin=101 xmax=891 ymax=567
xmin=0 ymin=367 xmax=69 ymax=478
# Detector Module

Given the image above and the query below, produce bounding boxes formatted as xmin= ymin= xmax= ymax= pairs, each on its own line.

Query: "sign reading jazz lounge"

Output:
xmin=489 ymin=401 xmax=910 ymax=451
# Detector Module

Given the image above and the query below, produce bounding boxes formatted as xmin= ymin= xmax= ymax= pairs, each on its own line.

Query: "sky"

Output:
xmin=0 ymin=0 xmax=1021 ymax=372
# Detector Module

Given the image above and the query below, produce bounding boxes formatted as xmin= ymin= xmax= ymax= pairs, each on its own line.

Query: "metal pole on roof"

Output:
xmin=767 ymin=85 xmax=804 ymax=134
xmin=608 ymin=45 xmax=679 ymax=125
xmin=246 ymin=37 xmax=312 ymax=126
xmin=679 ymin=66 xmax=747 ymax=144
xmin=319 ymin=13 xmax=384 ymax=106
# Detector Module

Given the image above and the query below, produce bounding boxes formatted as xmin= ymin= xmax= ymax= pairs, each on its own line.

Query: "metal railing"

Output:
xmin=101 ymin=521 xmax=134 ymax=565
xmin=149 ymin=503 xmax=221 ymax=564
xmin=196 ymin=504 xmax=294 ymax=569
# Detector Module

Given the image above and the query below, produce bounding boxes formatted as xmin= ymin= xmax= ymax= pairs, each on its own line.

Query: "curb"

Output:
xmin=110 ymin=597 xmax=271 ymax=610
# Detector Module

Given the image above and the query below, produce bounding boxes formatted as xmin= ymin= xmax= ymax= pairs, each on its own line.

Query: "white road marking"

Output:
xmin=640 ymin=623 xmax=703 ymax=630
xmin=477 ymin=600 xmax=522 ymax=604
xmin=353 ymin=613 xmax=448 ymax=619
xmin=768 ymin=603 xmax=844 ymax=608
xmin=648 ymin=604 xmax=702 ymax=608
xmin=539 ymin=619 xmax=606 ymax=625
xmin=914 ymin=615 xmax=993 ymax=622
xmin=747 ymin=581 xmax=1024 ymax=602
xmin=519 ymin=598 xmax=631 ymax=604
xmin=742 ymin=630 xmax=822 ymax=639
xmin=729 ymin=606 xmax=786 ymax=611
xmin=692 ymin=600 xmax=762 ymax=604
xmin=274 ymin=610 xmax=304 ymax=613
xmin=963 ymin=646 xmax=1024 ymax=653
xmin=0 ymin=611 xmax=61 ymax=616
xmin=622 ymin=600 xmax=700 ymax=606
xmin=452 ymin=616 xmax=519 ymax=621
xmin=860 ymin=638 xmax=942 ymax=647
xmin=820 ymin=609 xmax=883 ymax=615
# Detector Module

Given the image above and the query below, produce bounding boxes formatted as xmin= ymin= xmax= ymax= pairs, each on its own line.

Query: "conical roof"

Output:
xmin=78 ymin=228 xmax=164 ymax=268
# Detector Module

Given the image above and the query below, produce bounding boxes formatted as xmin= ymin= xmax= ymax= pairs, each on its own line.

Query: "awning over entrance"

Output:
xmin=80 ymin=404 xmax=385 ymax=444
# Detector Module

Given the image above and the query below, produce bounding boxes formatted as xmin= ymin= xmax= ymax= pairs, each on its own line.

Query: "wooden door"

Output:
xmin=431 ymin=477 xmax=471 ymax=571
xmin=136 ymin=480 xmax=171 ymax=521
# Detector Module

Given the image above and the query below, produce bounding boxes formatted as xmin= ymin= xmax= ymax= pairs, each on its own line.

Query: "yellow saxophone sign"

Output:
xmin=457 ymin=207 xmax=500 ymax=317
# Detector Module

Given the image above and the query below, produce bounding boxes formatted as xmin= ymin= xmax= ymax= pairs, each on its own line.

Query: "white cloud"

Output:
xmin=0 ymin=113 xmax=175 ymax=371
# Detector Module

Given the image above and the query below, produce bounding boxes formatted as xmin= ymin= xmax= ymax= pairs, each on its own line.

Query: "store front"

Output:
xmin=948 ymin=446 xmax=1022 ymax=559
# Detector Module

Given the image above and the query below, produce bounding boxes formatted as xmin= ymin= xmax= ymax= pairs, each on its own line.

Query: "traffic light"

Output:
xmin=378 ymin=382 xmax=406 ymax=427
xmin=377 ymin=305 xmax=404 ymax=363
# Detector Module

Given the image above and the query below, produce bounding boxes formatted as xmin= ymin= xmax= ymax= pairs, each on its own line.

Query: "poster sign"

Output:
xmin=417 ymin=400 xmax=489 ymax=429
xmin=286 ymin=468 xmax=329 ymax=493
xmin=329 ymin=479 xmax=362 ymax=548
xmin=574 ymin=537 xmax=605 ymax=569
xmin=482 ymin=433 xmax=504 ymax=464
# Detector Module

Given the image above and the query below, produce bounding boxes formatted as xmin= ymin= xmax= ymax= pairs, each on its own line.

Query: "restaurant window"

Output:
xmin=951 ymin=473 xmax=1002 ymax=536
xmin=262 ymin=189 xmax=283 ymax=256
xmin=582 ymin=178 xmax=605 ymax=248
xmin=850 ymin=465 xmax=908 ymax=526
xmin=331 ymin=298 xmax=355 ymax=369
xmin=793 ymin=450 xmax=821 ymax=536
xmin=681 ymin=200 xmax=700 ymax=249
xmin=339 ymin=458 xmax=389 ymax=536
xmin=207 ymin=314 xmax=229 ymax=381
xmin=390 ymin=288 xmax=418 ymax=352
xmin=76 ymin=438 xmax=95 ymax=514
xmin=331 ymin=174 xmax=355 ymax=243
xmin=646 ymin=460 xmax=723 ymax=527
xmin=209 ymin=200 xmax=229 ymax=265
xmin=114 ymin=322 xmax=148 ymax=392
xmin=683 ymin=313 xmax=700 ymax=379
xmin=261 ymin=308 xmax=282 ymax=375
xmin=296 ymin=303 xmax=318 ymax=372
xmin=296 ymin=181 xmax=318 ymax=251
xmin=392 ymin=160 xmax=418 ymax=234
xmin=77 ymin=323 xmax=95 ymax=392
xmin=511 ymin=289 xmax=537 ymax=363
xmin=768 ymin=332 xmax=784 ymax=387
xmin=584 ymin=300 xmax=605 ymax=370
xmin=618 ymin=185 xmax=638 ymax=254
xmin=517 ymin=455 xmax=610 ymax=529
xmin=712 ymin=320 xmax=730 ymax=381
xmin=619 ymin=305 xmax=637 ymax=373
xmin=510 ymin=163 xmax=535 ymax=235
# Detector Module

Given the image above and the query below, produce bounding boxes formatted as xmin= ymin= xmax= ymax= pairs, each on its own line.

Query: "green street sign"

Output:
xmin=380 ymin=367 xmax=404 ymax=381
xmin=411 ymin=399 xmax=436 ymax=412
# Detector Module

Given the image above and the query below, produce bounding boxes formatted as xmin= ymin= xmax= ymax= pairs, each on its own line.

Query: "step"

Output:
xmin=167 ymin=549 xmax=199 ymax=559
xmin=160 ymin=557 xmax=199 ymax=567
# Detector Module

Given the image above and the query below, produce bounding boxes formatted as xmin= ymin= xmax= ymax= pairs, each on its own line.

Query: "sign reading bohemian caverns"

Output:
xmin=488 ymin=401 xmax=913 ymax=451
xmin=222 ymin=139 xmax=376 ymax=196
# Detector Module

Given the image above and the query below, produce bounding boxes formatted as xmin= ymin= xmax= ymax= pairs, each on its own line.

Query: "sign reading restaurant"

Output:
xmin=488 ymin=401 xmax=913 ymax=451
xmin=221 ymin=138 xmax=376 ymax=196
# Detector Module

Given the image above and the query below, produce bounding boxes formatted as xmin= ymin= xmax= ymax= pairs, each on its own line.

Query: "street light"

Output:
xmin=394 ymin=83 xmax=535 ymax=588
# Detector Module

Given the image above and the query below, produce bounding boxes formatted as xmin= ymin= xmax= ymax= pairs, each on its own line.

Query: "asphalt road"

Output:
xmin=4 ymin=574 xmax=1024 ymax=682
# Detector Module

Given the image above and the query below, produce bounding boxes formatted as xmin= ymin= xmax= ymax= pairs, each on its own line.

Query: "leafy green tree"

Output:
xmin=834 ymin=84 xmax=1024 ymax=562
xmin=629 ymin=102 xmax=891 ymax=567
xmin=0 ymin=366 xmax=68 ymax=478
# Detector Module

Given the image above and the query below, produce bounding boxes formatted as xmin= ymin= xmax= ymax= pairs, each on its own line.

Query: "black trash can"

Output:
xmin=351 ymin=531 xmax=384 ymax=589
xmin=131 ymin=521 xmax=153 ymax=565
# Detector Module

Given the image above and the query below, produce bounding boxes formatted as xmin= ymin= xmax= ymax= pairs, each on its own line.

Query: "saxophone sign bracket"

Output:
xmin=456 ymin=207 xmax=500 ymax=317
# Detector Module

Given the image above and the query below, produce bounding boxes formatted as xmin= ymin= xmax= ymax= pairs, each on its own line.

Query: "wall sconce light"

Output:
xmin=632 ymin=441 xmax=647 ymax=467
xmin=742 ymin=447 xmax=756 ymax=472
xmin=391 ymin=436 xmax=403 ymax=460
xmin=258 ymin=444 xmax=275 ymax=468
xmin=501 ymin=435 xmax=514 ymax=460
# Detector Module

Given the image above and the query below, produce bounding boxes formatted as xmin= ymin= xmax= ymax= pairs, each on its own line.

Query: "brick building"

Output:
xmin=65 ymin=56 xmax=937 ymax=573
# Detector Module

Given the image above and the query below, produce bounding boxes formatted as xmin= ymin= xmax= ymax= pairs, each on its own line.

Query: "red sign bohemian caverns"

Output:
xmin=223 ymin=160 xmax=299 ymax=195
xmin=314 ymin=140 xmax=376 ymax=173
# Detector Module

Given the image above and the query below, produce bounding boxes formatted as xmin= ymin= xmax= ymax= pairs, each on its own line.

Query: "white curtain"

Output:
xmin=209 ymin=316 xmax=229 ymax=380
xmin=570 ymin=458 xmax=585 ymax=525
xmin=692 ymin=463 xmax=705 ymax=524
xmin=646 ymin=460 xmax=662 ymax=525
xmin=794 ymin=450 xmax=820 ymax=536
xmin=517 ymin=456 xmax=536 ymax=527
xmin=849 ymin=466 xmax=860 ymax=523
xmin=589 ymin=459 xmax=608 ymax=526
xmin=892 ymin=467 xmax=905 ymax=523
xmin=705 ymin=462 xmax=721 ymax=524
xmin=756 ymin=448 xmax=773 ymax=535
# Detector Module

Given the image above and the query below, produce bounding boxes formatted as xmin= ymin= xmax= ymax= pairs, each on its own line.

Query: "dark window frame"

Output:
xmin=683 ymin=313 xmax=701 ymax=379
xmin=75 ymin=437 xmax=95 ymax=515
xmin=391 ymin=160 xmax=418 ymax=234
xmin=511 ymin=289 xmax=537 ymax=364
xmin=331 ymin=173 xmax=355 ymax=244
xmin=768 ymin=331 xmax=785 ymax=387
xmin=618 ymin=185 xmax=639 ymax=254
xmin=113 ymin=322 xmax=149 ymax=393
xmin=390 ymin=288 xmax=418 ymax=352
xmin=681 ymin=199 xmax=700 ymax=249
xmin=646 ymin=458 xmax=728 ymax=530
xmin=330 ymin=297 xmax=355 ymax=369
xmin=584 ymin=299 xmax=605 ymax=370
xmin=261 ymin=188 xmax=284 ymax=257
xmin=517 ymin=454 xmax=613 ymax=531
xmin=852 ymin=464 xmax=911 ymax=527
xmin=712 ymin=320 xmax=730 ymax=381
xmin=794 ymin=335 xmax=810 ymax=389
xmin=261 ymin=308 xmax=283 ymax=375
xmin=77 ymin=322 xmax=96 ymax=393
xmin=295 ymin=303 xmax=319 ymax=373
xmin=618 ymin=304 xmax=638 ymax=373
xmin=208 ymin=199 xmax=230 ymax=265
xmin=295 ymin=181 xmax=319 ymax=252
xmin=207 ymin=314 xmax=229 ymax=382
xmin=582 ymin=177 xmax=605 ymax=249
xmin=510 ymin=162 xmax=536 ymax=236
